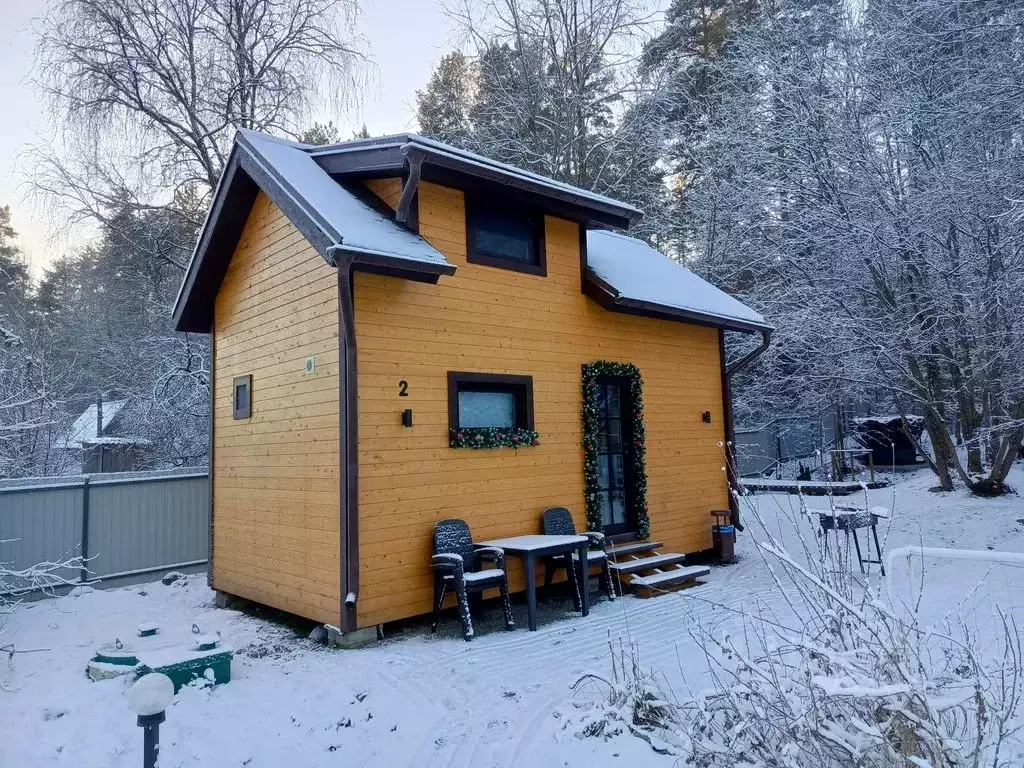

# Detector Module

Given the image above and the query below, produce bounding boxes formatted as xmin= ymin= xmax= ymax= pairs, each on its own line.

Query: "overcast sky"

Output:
xmin=0 ymin=1 xmax=457 ymax=276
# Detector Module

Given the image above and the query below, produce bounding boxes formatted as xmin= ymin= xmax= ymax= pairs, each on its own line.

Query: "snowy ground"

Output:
xmin=3 ymin=464 xmax=1023 ymax=768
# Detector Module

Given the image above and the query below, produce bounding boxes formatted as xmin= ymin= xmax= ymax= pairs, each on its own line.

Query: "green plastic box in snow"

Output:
xmin=135 ymin=636 xmax=232 ymax=693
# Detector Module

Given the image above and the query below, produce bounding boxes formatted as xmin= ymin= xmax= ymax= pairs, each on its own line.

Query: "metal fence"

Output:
xmin=0 ymin=469 xmax=208 ymax=594
xmin=735 ymin=419 xmax=839 ymax=477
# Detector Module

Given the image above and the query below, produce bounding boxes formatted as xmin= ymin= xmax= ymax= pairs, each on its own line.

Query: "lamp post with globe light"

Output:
xmin=128 ymin=673 xmax=175 ymax=768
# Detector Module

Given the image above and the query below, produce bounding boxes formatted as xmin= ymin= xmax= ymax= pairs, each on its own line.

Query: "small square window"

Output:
xmin=448 ymin=372 xmax=534 ymax=432
xmin=466 ymin=197 xmax=546 ymax=276
xmin=232 ymin=375 xmax=252 ymax=420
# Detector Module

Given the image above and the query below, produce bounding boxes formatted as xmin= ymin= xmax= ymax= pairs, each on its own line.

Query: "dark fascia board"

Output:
xmin=312 ymin=140 xmax=638 ymax=231
xmin=173 ymin=139 xmax=455 ymax=333
xmin=330 ymin=245 xmax=455 ymax=283
xmin=315 ymin=143 xmax=406 ymax=177
xmin=582 ymin=270 xmax=773 ymax=335
xmin=172 ymin=147 xmax=258 ymax=333
xmin=423 ymin=165 xmax=629 ymax=231
xmin=172 ymin=140 xmax=337 ymax=333
xmin=237 ymin=143 xmax=339 ymax=260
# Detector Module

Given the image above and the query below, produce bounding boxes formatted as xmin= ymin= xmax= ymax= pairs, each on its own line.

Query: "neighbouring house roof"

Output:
xmin=584 ymin=230 xmax=770 ymax=333
xmin=852 ymin=415 xmax=924 ymax=425
xmin=82 ymin=437 xmax=151 ymax=446
xmin=64 ymin=399 xmax=128 ymax=448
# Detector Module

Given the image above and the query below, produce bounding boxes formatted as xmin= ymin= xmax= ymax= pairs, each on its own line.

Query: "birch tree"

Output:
xmin=33 ymin=0 xmax=366 ymax=236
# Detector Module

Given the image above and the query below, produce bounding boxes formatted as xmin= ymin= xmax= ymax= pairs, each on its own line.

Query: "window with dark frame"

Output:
xmin=448 ymin=372 xmax=534 ymax=432
xmin=232 ymin=375 xmax=252 ymax=420
xmin=465 ymin=197 xmax=546 ymax=276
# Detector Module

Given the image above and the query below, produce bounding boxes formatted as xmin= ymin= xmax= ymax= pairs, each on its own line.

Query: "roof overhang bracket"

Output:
xmin=396 ymin=146 xmax=425 ymax=226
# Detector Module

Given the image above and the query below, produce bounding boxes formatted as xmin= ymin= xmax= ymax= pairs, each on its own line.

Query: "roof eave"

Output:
xmin=172 ymin=146 xmax=258 ymax=333
xmin=174 ymin=135 xmax=455 ymax=333
xmin=582 ymin=271 xmax=771 ymax=334
xmin=329 ymin=244 xmax=457 ymax=283
xmin=311 ymin=140 xmax=640 ymax=230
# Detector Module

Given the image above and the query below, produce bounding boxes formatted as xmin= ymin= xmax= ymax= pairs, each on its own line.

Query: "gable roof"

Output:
xmin=239 ymin=132 xmax=451 ymax=267
xmin=584 ymin=230 xmax=769 ymax=333
xmin=64 ymin=399 xmax=128 ymax=448
xmin=173 ymin=131 xmax=455 ymax=332
xmin=173 ymin=129 xmax=767 ymax=335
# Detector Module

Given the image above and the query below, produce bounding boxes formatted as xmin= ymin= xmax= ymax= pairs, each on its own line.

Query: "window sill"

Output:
xmin=450 ymin=427 xmax=541 ymax=449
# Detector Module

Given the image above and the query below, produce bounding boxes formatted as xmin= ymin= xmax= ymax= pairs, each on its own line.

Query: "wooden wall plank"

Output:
xmin=212 ymin=192 xmax=341 ymax=626
xmin=353 ymin=180 xmax=729 ymax=628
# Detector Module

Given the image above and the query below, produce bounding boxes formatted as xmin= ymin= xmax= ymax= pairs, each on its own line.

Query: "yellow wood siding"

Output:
xmin=354 ymin=180 xmax=728 ymax=627
xmin=213 ymin=192 xmax=341 ymax=625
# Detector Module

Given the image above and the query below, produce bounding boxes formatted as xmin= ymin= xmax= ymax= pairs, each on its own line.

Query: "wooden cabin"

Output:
xmin=172 ymin=130 xmax=771 ymax=638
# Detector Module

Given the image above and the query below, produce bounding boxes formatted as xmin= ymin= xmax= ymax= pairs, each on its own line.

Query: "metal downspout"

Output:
xmin=328 ymin=245 xmax=360 ymax=632
xmin=723 ymin=328 xmax=772 ymax=531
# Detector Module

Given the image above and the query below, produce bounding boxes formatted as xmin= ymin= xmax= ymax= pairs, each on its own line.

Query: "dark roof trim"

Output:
xmin=172 ymin=147 xmax=258 ymax=333
xmin=329 ymin=245 xmax=455 ymax=282
xmin=173 ymin=139 xmax=455 ymax=333
xmin=582 ymin=270 xmax=773 ymax=334
xmin=237 ymin=140 xmax=338 ymax=257
xmin=312 ymin=137 xmax=639 ymax=231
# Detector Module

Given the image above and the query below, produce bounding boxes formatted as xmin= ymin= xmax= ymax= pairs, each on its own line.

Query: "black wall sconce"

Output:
xmin=402 ymin=408 xmax=413 ymax=428
xmin=702 ymin=411 xmax=712 ymax=423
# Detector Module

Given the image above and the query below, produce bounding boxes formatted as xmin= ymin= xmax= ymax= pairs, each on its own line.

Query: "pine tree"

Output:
xmin=415 ymin=1 xmax=666 ymax=225
xmin=299 ymin=122 xmax=342 ymax=145
xmin=0 ymin=207 xmax=31 ymax=322
xmin=416 ymin=51 xmax=475 ymax=146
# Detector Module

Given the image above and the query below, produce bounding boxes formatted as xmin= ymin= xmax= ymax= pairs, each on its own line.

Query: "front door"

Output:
xmin=594 ymin=377 xmax=637 ymax=536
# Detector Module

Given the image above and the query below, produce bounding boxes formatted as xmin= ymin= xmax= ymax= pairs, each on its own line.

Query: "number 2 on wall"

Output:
xmin=398 ymin=380 xmax=409 ymax=397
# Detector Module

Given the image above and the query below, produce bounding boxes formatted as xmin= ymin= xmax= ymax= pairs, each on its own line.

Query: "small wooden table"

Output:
xmin=478 ymin=534 xmax=590 ymax=631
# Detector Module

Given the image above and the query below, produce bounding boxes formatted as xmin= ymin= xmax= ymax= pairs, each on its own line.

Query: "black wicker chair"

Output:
xmin=541 ymin=507 xmax=615 ymax=604
xmin=431 ymin=519 xmax=514 ymax=640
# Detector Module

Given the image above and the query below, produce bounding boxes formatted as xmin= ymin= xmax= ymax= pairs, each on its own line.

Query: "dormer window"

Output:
xmin=466 ymin=197 xmax=546 ymax=276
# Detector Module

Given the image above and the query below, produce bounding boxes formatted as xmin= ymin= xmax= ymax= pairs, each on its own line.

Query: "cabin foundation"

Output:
xmin=325 ymin=624 xmax=381 ymax=649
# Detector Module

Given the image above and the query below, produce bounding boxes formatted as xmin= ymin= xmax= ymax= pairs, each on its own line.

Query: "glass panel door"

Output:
xmin=594 ymin=378 xmax=636 ymax=536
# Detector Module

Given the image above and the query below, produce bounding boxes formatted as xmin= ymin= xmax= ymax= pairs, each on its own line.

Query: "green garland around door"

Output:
xmin=581 ymin=361 xmax=650 ymax=539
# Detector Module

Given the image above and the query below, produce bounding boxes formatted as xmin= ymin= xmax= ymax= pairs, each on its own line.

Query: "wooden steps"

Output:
xmin=630 ymin=566 xmax=710 ymax=590
xmin=608 ymin=552 xmax=688 ymax=574
xmin=606 ymin=539 xmax=709 ymax=596
xmin=607 ymin=540 xmax=662 ymax=558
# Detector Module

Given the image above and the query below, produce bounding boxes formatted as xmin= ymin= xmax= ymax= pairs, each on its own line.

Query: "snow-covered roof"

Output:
xmin=65 ymin=400 xmax=128 ymax=448
xmin=309 ymin=134 xmax=642 ymax=221
xmin=585 ymin=230 xmax=769 ymax=331
xmin=81 ymin=436 xmax=151 ymax=446
xmin=174 ymin=130 xmax=460 ymax=331
xmin=852 ymin=415 xmax=924 ymax=425
xmin=237 ymin=131 xmax=450 ymax=268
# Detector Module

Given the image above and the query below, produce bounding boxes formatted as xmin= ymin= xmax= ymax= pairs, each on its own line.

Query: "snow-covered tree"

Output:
xmin=680 ymin=0 xmax=1024 ymax=494
xmin=35 ymin=197 xmax=209 ymax=470
xmin=32 ymin=0 xmax=367 ymax=234
xmin=418 ymin=0 xmax=669 ymax=235
xmin=0 ymin=208 xmax=72 ymax=477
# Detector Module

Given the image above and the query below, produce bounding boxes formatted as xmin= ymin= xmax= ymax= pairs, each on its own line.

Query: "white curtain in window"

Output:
xmin=459 ymin=390 xmax=516 ymax=428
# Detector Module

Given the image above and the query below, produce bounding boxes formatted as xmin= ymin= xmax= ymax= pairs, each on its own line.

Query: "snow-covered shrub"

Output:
xmin=574 ymin=492 xmax=1024 ymax=767
xmin=1 ymin=549 xmax=84 ymax=665
xmin=683 ymin=533 xmax=1024 ymax=767
xmin=565 ymin=639 xmax=685 ymax=755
